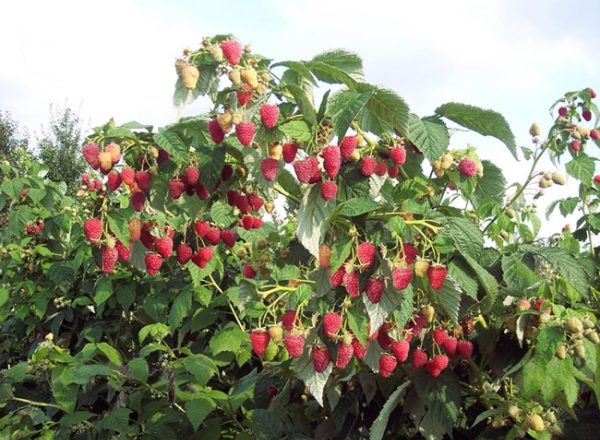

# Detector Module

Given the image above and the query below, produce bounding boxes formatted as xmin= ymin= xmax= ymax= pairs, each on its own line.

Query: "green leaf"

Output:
xmin=414 ymin=370 xmax=461 ymax=440
xmin=279 ymin=120 xmax=313 ymax=142
xmin=471 ymin=161 xmax=506 ymax=208
xmin=297 ymin=184 xmax=335 ymax=258
xmin=72 ymin=364 xmax=112 ymax=385
xmin=359 ymin=85 xmax=410 ymax=135
xmin=448 ymin=262 xmax=478 ymax=300
xmin=501 ymin=254 xmax=538 ymax=291
xmin=363 ymin=289 xmax=398 ymax=337
xmin=276 ymin=168 xmax=301 ymax=197
xmin=307 ymin=49 xmax=364 ymax=85
xmin=565 ymin=153 xmax=595 ymax=182
xmin=370 ymin=381 xmax=410 ymax=440
xmin=253 ymin=408 xmax=284 ymax=440
xmin=4 ymin=362 xmax=28 ymax=381
xmin=186 ymin=397 xmax=216 ymax=431
xmin=94 ymin=277 xmax=113 ymax=306
xmin=139 ymin=323 xmax=170 ymax=343
xmin=435 ymin=278 xmax=462 ymax=324
xmin=407 ymin=114 xmax=449 ymax=161
xmin=435 ymin=102 xmax=517 ymax=159
xmin=328 ymin=89 xmax=373 ymax=139
xmin=338 ymin=198 xmax=381 ymax=217
xmin=285 ymin=84 xmax=318 ymax=128
xmin=210 ymin=202 xmax=236 ymax=228
xmin=337 ymin=165 xmax=371 ymax=201
xmin=169 ymin=290 xmax=192 ymax=331
xmin=96 ymin=342 xmax=122 ymax=366
xmin=271 ymin=265 xmax=301 ymax=282
xmin=184 ymin=354 xmax=218 ymax=386
xmin=127 ymin=358 xmax=148 ymax=383
xmin=154 ymin=129 xmax=188 ymax=160
xmin=330 ymin=236 xmax=353 ymax=273
xmin=462 ymin=254 xmax=498 ymax=306
xmin=296 ymin=353 xmax=333 ymax=406
xmin=535 ymin=325 xmax=564 ymax=364
xmin=392 ymin=284 xmax=414 ymax=330
xmin=209 ymin=323 xmax=247 ymax=355
xmin=96 ymin=408 xmax=132 ymax=434
xmin=197 ymin=145 xmax=225 ymax=189
xmin=347 ymin=306 xmax=368 ymax=346
xmin=442 ymin=217 xmax=484 ymax=259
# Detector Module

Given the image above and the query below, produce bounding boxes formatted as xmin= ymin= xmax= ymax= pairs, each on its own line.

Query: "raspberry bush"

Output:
xmin=1 ymin=34 xmax=600 ymax=439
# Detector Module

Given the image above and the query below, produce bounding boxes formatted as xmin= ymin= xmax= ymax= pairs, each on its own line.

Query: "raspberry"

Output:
xmin=414 ymin=258 xmax=430 ymax=278
xmin=558 ymin=107 xmax=568 ymax=117
xmin=293 ymin=156 xmax=319 ymax=184
xmin=412 ymin=348 xmax=428 ymax=369
xmin=221 ymin=164 xmax=233 ymax=181
xmin=120 ymin=168 xmax=135 ymax=186
xmin=365 ymin=277 xmax=385 ymax=303
xmin=259 ymin=104 xmax=280 ymax=129
xmin=591 ymin=129 xmax=599 ymax=140
xmin=400 ymin=243 xmax=418 ymax=264
xmin=235 ymin=195 xmax=250 ymax=215
xmin=391 ymin=339 xmax=410 ymax=362
xmin=130 ymin=192 xmax=145 ymax=212
xmin=319 ymin=244 xmax=331 ymax=268
xmin=168 ymin=178 xmax=185 ymax=199
xmin=205 ymin=227 xmax=221 ymax=245
xmin=320 ymin=181 xmax=338 ymax=201
xmin=155 ymin=236 xmax=173 ymax=258
xmin=129 ymin=219 xmax=141 ymax=241
xmin=524 ymin=414 xmax=545 ymax=432
xmin=220 ymin=229 xmax=236 ymax=248
xmin=247 ymin=193 xmax=263 ymax=211
xmin=98 ymin=153 xmax=112 ymax=173
xmin=82 ymin=143 xmax=100 ymax=169
xmin=268 ymin=325 xmax=284 ymax=343
xmin=282 ymin=143 xmax=298 ymax=163
xmin=375 ymin=161 xmax=387 ymax=176
xmin=352 ymin=337 xmax=367 ymax=360
xmin=335 ymin=342 xmax=354 ymax=369
xmin=236 ymin=121 xmax=255 ymax=147
xmin=392 ymin=267 xmax=412 ymax=290
xmin=198 ymin=246 xmax=214 ymax=263
xmin=594 ymin=175 xmax=600 ymax=184
xmin=135 ymin=171 xmax=152 ymax=193
xmin=458 ymin=158 xmax=477 ymax=177
xmin=322 ymin=312 xmax=342 ymax=338
xmin=237 ymin=84 xmax=253 ymax=106
xmin=191 ymin=252 xmax=207 ymax=269
xmin=102 ymin=246 xmax=118 ymax=273
xmin=311 ymin=346 xmax=331 ymax=373
xmin=157 ymin=148 xmax=170 ymax=164
xmin=388 ymin=165 xmax=399 ymax=178
xmin=343 ymin=271 xmax=360 ymax=298
xmin=442 ymin=337 xmax=458 ymax=358
xmin=340 ymin=136 xmax=358 ymax=160
xmin=588 ymin=87 xmax=597 ymax=99
xmin=377 ymin=323 xmax=393 ymax=350
xmin=357 ymin=242 xmax=376 ymax=267
xmin=322 ymin=146 xmax=341 ymax=178
xmin=145 ymin=253 xmax=163 ymax=276
xmin=329 ymin=265 xmax=345 ymax=287
xmin=220 ymin=39 xmax=243 ymax=65
xmin=241 ymin=215 xmax=254 ymax=230
xmin=115 ymin=241 xmax=131 ymax=262
xmin=284 ymin=334 xmax=305 ymax=358
xmin=308 ymin=167 xmax=322 ymax=184
xmin=84 ymin=218 xmax=102 ymax=242
xmin=427 ymin=264 xmax=448 ymax=290
xmin=390 ymin=146 xmax=407 ymax=165
xmin=183 ymin=167 xmax=200 ymax=186
xmin=194 ymin=221 xmax=210 ymax=238
xmin=242 ymin=264 xmax=256 ymax=278
xmin=378 ymin=353 xmax=397 ymax=378
xmin=457 ymin=340 xmax=473 ymax=359
xmin=433 ymin=328 xmax=448 ymax=345
xmin=582 ymin=110 xmax=592 ymax=121
xmin=280 ymin=309 xmax=298 ymax=331
xmin=107 ymin=171 xmax=122 ymax=191
xmin=176 ymin=243 xmax=192 ymax=264
xmin=250 ymin=329 xmax=270 ymax=357
xmin=426 ymin=354 xmax=449 ymax=378
xmin=260 ymin=158 xmax=279 ymax=181
xmin=570 ymin=139 xmax=580 ymax=151
xmin=360 ymin=156 xmax=377 ymax=176
xmin=251 ymin=215 xmax=263 ymax=229
xmin=208 ymin=119 xmax=225 ymax=143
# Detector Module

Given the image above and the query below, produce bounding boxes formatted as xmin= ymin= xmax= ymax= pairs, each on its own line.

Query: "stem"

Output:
xmin=273 ymin=183 xmax=300 ymax=204
xmin=581 ymin=200 xmax=596 ymax=256
xmin=12 ymin=397 xmax=66 ymax=411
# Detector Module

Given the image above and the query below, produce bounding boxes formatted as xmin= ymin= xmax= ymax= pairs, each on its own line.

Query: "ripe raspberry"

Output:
xmin=322 ymin=312 xmax=342 ymax=338
xmin=375 ymin=161 xmax=387 ymax=176
xmin=250 ymin=329 xmax=270 ymax=357
xmin=390 ymin=146 xmax=407 ymax=165
xmin=329 ymin=265 xmax=345 ymax=287
xmin=221 ymin=164 xmax=233 ymax=182
xmin=259 ymin=104 xmax=280 ymax=129
xmin=379 ymin=353 xmax=397 ymax=377
xmin=260 ymin=158 xmax=279 ymax=181
xmin=320 ymin=181 xmax=338 ymax=201
xmin=391 ymin=339 xmax=410 ymax=362
xmin=458 ymin=158 xmax=477 ymax=177
xmin=120 ymin=168 xmax=135 ymax=186
xmin=360 ymin=156 xmax=377 ymax=176
xmin=205 ymin=227 xmax=221 ymax=245
xmin=107 ymin=171 xmax=122 ymax=191
xmin=241 ymin=215 xmax=254 ymax=230
xmin=135 ymin=171 xmax=152 ymax=193
xmin=84 ymin=218 xmax=102 ymax=242
xmin=236 ymin=121 xmax=255 ymax=147
xmin=145 ymin=253 xmax=163 ymax=276
xmin=220 ymin=39 xmax=243 ymax=65
xmin=570 ymin=139 xmax=580 ymax=151
xmin=412 ymin=348 xmax=428 ymax=369
xmin=198 ymin=246 xmax=214 ymax=263
xmin=357 ymin=242 xmax=377 ymax=267
xmin=157 ymin=148 xmax=170 ymax=164
xmin=251 ymin=215 xmax=263 ymax=229
xmin=442 ymin=337 xmax=458 ymax=358
xmin=176 ymin=243 xmax=192 ymax=264
xmin=235 ymin=195 xmax=250 ymax=214
xmin=588 ymin=87 xmax=597 ymax=99
xmin=335 ymin=342 xmax=354 ymax=369
xmin=365 ymin=277 xmax=385 ymax=303
xmin=352 ymin=337 xmax=367 ymax=360
xmin=457 ymin=340 xmax=473 ymax=359
xmin=343 ymin=271 xmax=360 ymax=298
xmin=168 ymin=178 xmax=186 ymax=199
xmin=102 ymin=246 xmax=118 ymax=273
xmin=293 ymin=156 xmax=319 ymax=184
xmin=400 ymin=243 xmax=418 ymax=264
xmin=594 ymin=175 xmax=600 ymax=184
xmin=340 ymin=136 xmax=358 ymax=160
xmin=82 ymin=143 xmax=100 ymax=169
xmin=558 ymin=107 xmax=568 ymax=117
xmin=115 ymin=241 xmax=131 ymax=262
xmin=284 ymin=334 xmax=305 ymax=358
xmin=220 ymin=229 xmax=236 ymax=248
xmin=155 ymin=236 xmax=173 ymax=258
xmin=129 ymin=219 xmax=141 ymax=241
xmin=208 ymin=119 xmax=225 ymax=143
xmin=183 ymin=167 xmax=200 ymax=186
xmin=311 ymin=346 xmax=331 ymax=373
xmin=237 ymin=84 xmax=253 ymax=106
xmin=194 ymin=220 xmax=210 ymax=238
xmin=191 ymin=252 xmax=207 ymax=269
xmin=426 ymin=354 xmax=449 ymax=378
xmin=591 ymin=129 xmax=599 ymax=140
xmin=377 ymin=324 xmax=393 ymax=350
xmin=282 ymin=143 xmax=298 ymax=163
xmin=322 ymin=146 xmax=341 ymax=178
xmin=388 ymin=165 xmax=399 ymax=178
xmin=280 ymin=309 xmax=298 ymax=331
xmin=308 ymin=167 xmax=322 ymax=184
xmin=392 ymin=267 xmax=413 ymax=290
xmin=427 ymin=264 xmax=448 ymax=290
xmin=130 ymin=191 xmax=145 ymax=212
xmin=243 ymin=264 xmax=256 ymax=278
xmin=582 ymin=110 xmax=592 ymax=121
xmin=247 ymin=193 xmax=263 ymax=211
xmin=433 ymin=328 xmax=448 ymax=345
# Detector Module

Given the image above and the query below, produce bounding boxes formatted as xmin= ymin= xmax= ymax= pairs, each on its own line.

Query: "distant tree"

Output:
xmin=0 ymin=110 xmax=29 ymax=167
xmin=37 ymin=105 xmax=85 ymax=191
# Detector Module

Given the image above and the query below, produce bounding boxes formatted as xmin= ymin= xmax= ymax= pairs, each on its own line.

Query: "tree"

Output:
xmin=0 ymin=110 xmax=29 ymax=169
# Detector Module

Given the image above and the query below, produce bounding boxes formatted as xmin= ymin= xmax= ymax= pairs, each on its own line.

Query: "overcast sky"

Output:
xmin=1 ymin=0 xmax=599 ymax=237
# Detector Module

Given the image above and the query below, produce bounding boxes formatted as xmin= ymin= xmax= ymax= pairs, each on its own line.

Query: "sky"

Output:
xmin=1 ymin=0 xmax=599 ymax=237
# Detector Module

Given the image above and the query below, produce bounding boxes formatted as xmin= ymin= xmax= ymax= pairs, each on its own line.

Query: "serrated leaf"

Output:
xmin=253 ymin=408 xmax=284 ymax=440
xmin=106 ymin=210 xmax=131 ymax=245
xmin=338 ymin=198 xmax=381 ymax=217
xmin=72 ymin=364 xmax=112 ymax=385
xmin=535 ymin=325 xmax=564 ymax=364
xmin=407 ymin=114 xmax=449 ymax=161
xmin=472 ymin=161 xmax=506 ymax=209
xmin=184 ymin=354 xmax=218 ymax=386
xmin=276 ymin=168 xmax=301 ymax=197
xmin=95 ymin=277 xmax=112 ymax=306
xmin=279 ymin=120 xmax=313 ymax=142
xmin=392 ymin=284 xmax=414 ymax=330
xmin=363 ymin=290 xmax=398 ymax=337
xmin=436 ymin=102 xmax=517 ymax=159
xmin=337 ymin=165 xmax=371 ymax=201
xmin=501 ymin=254 xmax=538 ymax=292
xmin=296 ymin=354 xmax=332 ymax=407
xmin=285 ymin=84 xmax=318 ymax=128
xmin=347 ymin=306 xmax=368 ymax=346
xmin=209 ymin=323 xmax=247 ymax=355
xmin=197 ymin=145 xmax=225 ymax=189
xmin=565 ymin=153 xmax=595 ymax=182
xmin=442 ymin=217 xmax=484 ymax=259
xmin=297 ymin=184 xmax=335 ymax=258
xmin=448 ymin=262 xmax=478 ymax=300
xmin=462 ymin=254 xmax=498 ymax=306
xmin=127 ymin=358 xmax=148 ymax=383
xmin=370 ymin=381 xmax=410 ymax=440
xmin=307 ymin=49 xmax=364 ymax=85
xmin=330 ymin=236 xmax=353 ymax=273
xmin=358 ymin=85 xmax=410 ymax=135
xmin=139 ymin=323 xmax=170 ymax=343
xmin=328 ymin=89 xmax=373 ymax=139
xmin=210 ymin=202 xmax=236 ymax=227
xmin=96 ymin=342 xmax=122 ymax=366
xmin=169 ymin=290 xmax=192 ymax=331
xmin=186 ymin=397 xmax=216 ymax=431
xmin=96 ymin=408 xmax=132 ymax=434
xmin=154 ymin=129 xmax=187 ymax=160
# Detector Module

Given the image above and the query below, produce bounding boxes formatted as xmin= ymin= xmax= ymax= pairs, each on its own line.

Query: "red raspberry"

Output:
xmin=176 ymin=243 xmax=192 ymax=264
xmin=335 ymin=342 xmax=354 ymax=369
xmin=259 ymin=104 xmax=280 ymax=129
xmin=320 ymin=181 xmax=338 ymax=201
xmin=284 ymin=334 xmax=305 ymax=358
xmin=194 ymin=221 xmax=210 ymax=238
xmin=247 ymin=193 xmax=263 ymax=211
xmin=115 ymin=241 xmax=131 ymax=262
xmin=360 ymin=156 xmax=377 ymax=176
xmin=155 ymin=236 xmax=173 ymax=258
xmin=293 ymin=156 xmax=319 ymax=183
xmin=329 ymin=265 xmax=346 ymax=287
xmin=252 ymin=216 xmax=263 ymax=229
xmin=400 ymin=243 xmax=418 ymax=264
xmin=241 ymin=215 xmax=254 ymax=230
xmin=183 ymin=166 xmax=200 ymax=186
xmin=250 ymin=329 xmax=270 ymax=357
xmin=412 ymin=348 xmax=428 ymax=369
xmin=379 ymin=353 xmax=397 ymax=377
xmin=594 ymin=175 xmax=600 ymax=184
xmin=107 ymin=171 xmax=122 ymax=191
xmin=82 ymin=143 xmax=100 ymax=169
xmin=135 ymin=171 xmax=152 ymax=192
xmin=198 ymin=246 xmax=214 ymax=263
xmin=392 ymin=267 xmax=413 ymax=290
xmin=205 ymin=227 xmax=221 ymax=245
xmin=236 ymin=121 xmax=255 ymax=147
xmin=582 ymin=109 xmax=592 ymax=121
xmin=242 ymin=264 xmax=256 ymax=278
xmin=388 ymin=165 xmax=399 ymax=178
xmin=145 ymin=253 xmax=163 ymax=276
xmin=391 ymin=339 xmax=410 ymax=362
xmin=84 ymin=218 xmax=102 ymax=242
xmin=426 ymin=354 xmax=449 ymax=378
xmin=458 ymin=158 xmax=477 ymax=177
xmin=322 ymin=312 xmax=342 ymax=338
xmin=588 ymin=87 xmax=597 ymax=99
xmin=343 ymin=271 xmax=360 ymax=298
xmin=375 ymin=161 xmax=387 ymax=176
xmin=352 ymin=337 xmax=367 ymax=360
xmin=427 ymin=264 xmax=448 ymax=290
xmin=339 ymin=136 xmax=357 ymax=160
xmin=168 ymin=178 xmax=186 ymax=199
xmin=102 ymin=246 xmax=118 ymax=273
xmin=590 ymin=129 xmax=599 ymax=140
xmin=220 ymin=229 xmax=236 ymax=248
xmin=191 ymin=252 xmax=207 ymax=269
xmin=357 ymin=242 xmax=376 ymax=267
xmin=365 ymin=277 xmax=385 ymax=303
xmin=235 ymin=195 xmax=250 ymax=214
xmin=157 ymin=148 xmax=170 ymax=164
xmin=390 ymin=146 xmax=407 ymax=165
xmin=140 ymin=227 xmax=156 ymax=250
xmin=220 ymin=39 xmax=243 ymax=65
xmin=322 ymin=146 xmax=341 ymax=178
xmin=308 ymin=167 xmax=322 ymax=184
xmin=442 ymin=337 xmax=458 ymax=358
xmin=311 ymin=346 xmax=331 ymax=373
xmin=377 ymin=323 xmax=393 ymax=350
xmin=208 ymin=119 xmax=225 ymax=143
xmin=433 ymin=328 xmax=448 ymax=345
xmin=196 ymin=183 xmax=210 ymax=200
xmin=282 ymin=143 xmax=298 ymax=163
xmin=280 ymin=309 xmax=298 ymax=331
xmin=260 ymin=158 xmax=279 ymax=181
xmin=558 ymin=107 xmax=568 ymax=117
xmin=457 ymin=340 xmax=473 ymax=359
xmin=570 ymin=139 xmax=580 ymax=151
xmin=221 ymin=164 xmax=234 ymax=181
xmin=237 ymin=84 xmax=253 ymax=106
